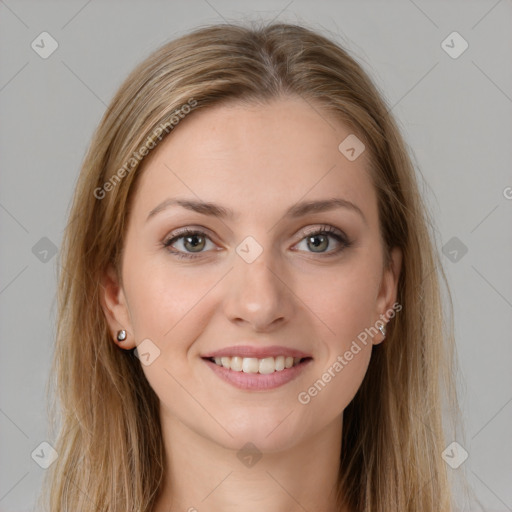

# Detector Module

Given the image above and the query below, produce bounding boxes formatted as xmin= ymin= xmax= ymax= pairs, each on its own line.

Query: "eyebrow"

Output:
xmin=146 ymin=197 xmax=366 ymax=224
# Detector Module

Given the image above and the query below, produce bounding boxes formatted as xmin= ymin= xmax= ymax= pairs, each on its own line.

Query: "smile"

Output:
xmin=207 ymin=355 xmax=307 ymax=373
xmin=202 ymin=356 xmax=313 ymax=391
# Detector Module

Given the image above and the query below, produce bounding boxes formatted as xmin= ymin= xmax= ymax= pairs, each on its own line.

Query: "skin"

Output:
xmin=101 ymin=95 xmax=402 ymax=512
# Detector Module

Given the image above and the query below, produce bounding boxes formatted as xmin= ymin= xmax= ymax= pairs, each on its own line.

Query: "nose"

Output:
xmin=223 ymin=249 xmax=295 ymax=332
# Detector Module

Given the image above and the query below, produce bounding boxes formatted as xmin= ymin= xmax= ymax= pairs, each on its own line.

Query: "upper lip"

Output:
xmin=201 ymin=345 xmax=312 ymax=359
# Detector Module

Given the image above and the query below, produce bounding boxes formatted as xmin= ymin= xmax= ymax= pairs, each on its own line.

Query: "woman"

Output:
xmin=39 ymin=21 xmax=467 ymax=511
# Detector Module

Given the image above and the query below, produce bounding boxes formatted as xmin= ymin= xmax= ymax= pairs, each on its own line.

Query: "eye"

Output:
xmin=163 ymin=225 xmax=352 ymax=260
xmin=163 ymin=228 xmax=216 ymax=259
xmin=293 ymin=225 xmax=351 ymax=255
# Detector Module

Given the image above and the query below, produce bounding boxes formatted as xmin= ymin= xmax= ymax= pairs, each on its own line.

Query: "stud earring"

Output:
xmin=378 ymin=324 xmax=386 ymax=337
xmin=116 ymin=329 xmax=127 ymax=342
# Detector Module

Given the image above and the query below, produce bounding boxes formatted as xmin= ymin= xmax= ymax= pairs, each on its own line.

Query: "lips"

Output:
xmin=201 ymin=345 xmax=312 ymax=359
xmin=200 ymin=345 xmax=313 ymax=390
xmin=203 ymin=356 xmax=313 ymax=390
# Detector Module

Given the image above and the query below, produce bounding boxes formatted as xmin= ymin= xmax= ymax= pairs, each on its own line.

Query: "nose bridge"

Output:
xmin=224 ymin=240 xmax=293 ymax=330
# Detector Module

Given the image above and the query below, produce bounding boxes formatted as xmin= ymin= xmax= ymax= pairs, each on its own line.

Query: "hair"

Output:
xmin=38 ymin=20 xmax=473 ymax=512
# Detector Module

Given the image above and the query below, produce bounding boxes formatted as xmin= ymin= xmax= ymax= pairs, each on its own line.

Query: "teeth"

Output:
xmin=230 ymin=356 xmax=243 ymax=372
xmin=242 ymin=357 xmax=259 ymax=373
xmin=211 ymin=356 xmax=304 ymax=373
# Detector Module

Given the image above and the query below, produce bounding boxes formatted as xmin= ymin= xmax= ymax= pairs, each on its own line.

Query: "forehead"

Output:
xmin=131 ymin=96 xmax=377 ymax=224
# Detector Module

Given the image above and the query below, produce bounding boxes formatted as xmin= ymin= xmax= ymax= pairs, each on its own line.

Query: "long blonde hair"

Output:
xmin=39 ymin=21 xmax=469 ymax=511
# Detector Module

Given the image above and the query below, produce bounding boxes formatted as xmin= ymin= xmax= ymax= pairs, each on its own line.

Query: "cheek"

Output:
xmin=123 ymin=251 xmax=209 ymax=336
xmin=298 ymin=273 xmax=376 ymax=421
xmin=301 ymin=345 xmax=372 ymax=432
xmin=123 ymin=260 xmax=217 ymax=400
xmin=309 ymin=257 xmax=381 ymax=343
xmin=299 ymin=250 xmax=381 ymax=405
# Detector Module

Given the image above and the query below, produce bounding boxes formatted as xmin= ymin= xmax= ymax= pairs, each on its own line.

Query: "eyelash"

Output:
xmin=162 ymin=225 xmax=352 ymax=260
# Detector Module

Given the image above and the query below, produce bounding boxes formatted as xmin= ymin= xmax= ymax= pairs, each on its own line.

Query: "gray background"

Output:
xmin=1 ymin=1 xmax=511 ymax=510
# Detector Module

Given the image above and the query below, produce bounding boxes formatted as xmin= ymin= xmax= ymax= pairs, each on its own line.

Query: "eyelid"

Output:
xmin=163 ymin=224 xmax=346 ymax=243
xmin=163 ymin=226 xmax=216 ymax=244
xmin=298 ymin=224 xmax=346 ymax=239
xmin=162 ymin=223 xmax=352 ymax=259
xmin=291 ymin=224 xmax=351 ymax=253
xmin=162 ymin=227 xmax=219 ymax=260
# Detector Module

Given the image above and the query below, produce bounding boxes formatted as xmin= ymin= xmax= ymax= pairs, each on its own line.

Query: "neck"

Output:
xmin=154 ymin=411 xmax=346 ymax=512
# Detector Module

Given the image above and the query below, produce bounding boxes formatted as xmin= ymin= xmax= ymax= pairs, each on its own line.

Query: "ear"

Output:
xmin=373 ymin=246 xmax=402 ymax=345
xmin=99 ymin=263 xmax=136 ymax=349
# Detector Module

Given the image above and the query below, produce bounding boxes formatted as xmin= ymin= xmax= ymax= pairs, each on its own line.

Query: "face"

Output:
xmin=101 ymin=95 xmax=401 ymax=452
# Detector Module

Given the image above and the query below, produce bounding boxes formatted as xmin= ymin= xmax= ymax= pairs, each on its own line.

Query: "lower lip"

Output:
xmin=203 ymin=358 xmax=312 ymax=390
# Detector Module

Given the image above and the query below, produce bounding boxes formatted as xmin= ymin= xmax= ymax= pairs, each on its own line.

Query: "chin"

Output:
xmin=206 ymin=409 xmax=311 ymax=454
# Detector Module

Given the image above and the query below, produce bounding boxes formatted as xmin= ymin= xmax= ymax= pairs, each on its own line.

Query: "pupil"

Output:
xmin=186 ymin=235 xmax=204 ymax=251
xmin=309 ymin=235 xmax=327 ymax=252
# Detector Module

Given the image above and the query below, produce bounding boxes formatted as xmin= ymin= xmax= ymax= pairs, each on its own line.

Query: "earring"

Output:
xmin=378 ymin=324 xmax=386 ymax=337
xmin=116 ymin=329 xmax=127 ymax=342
